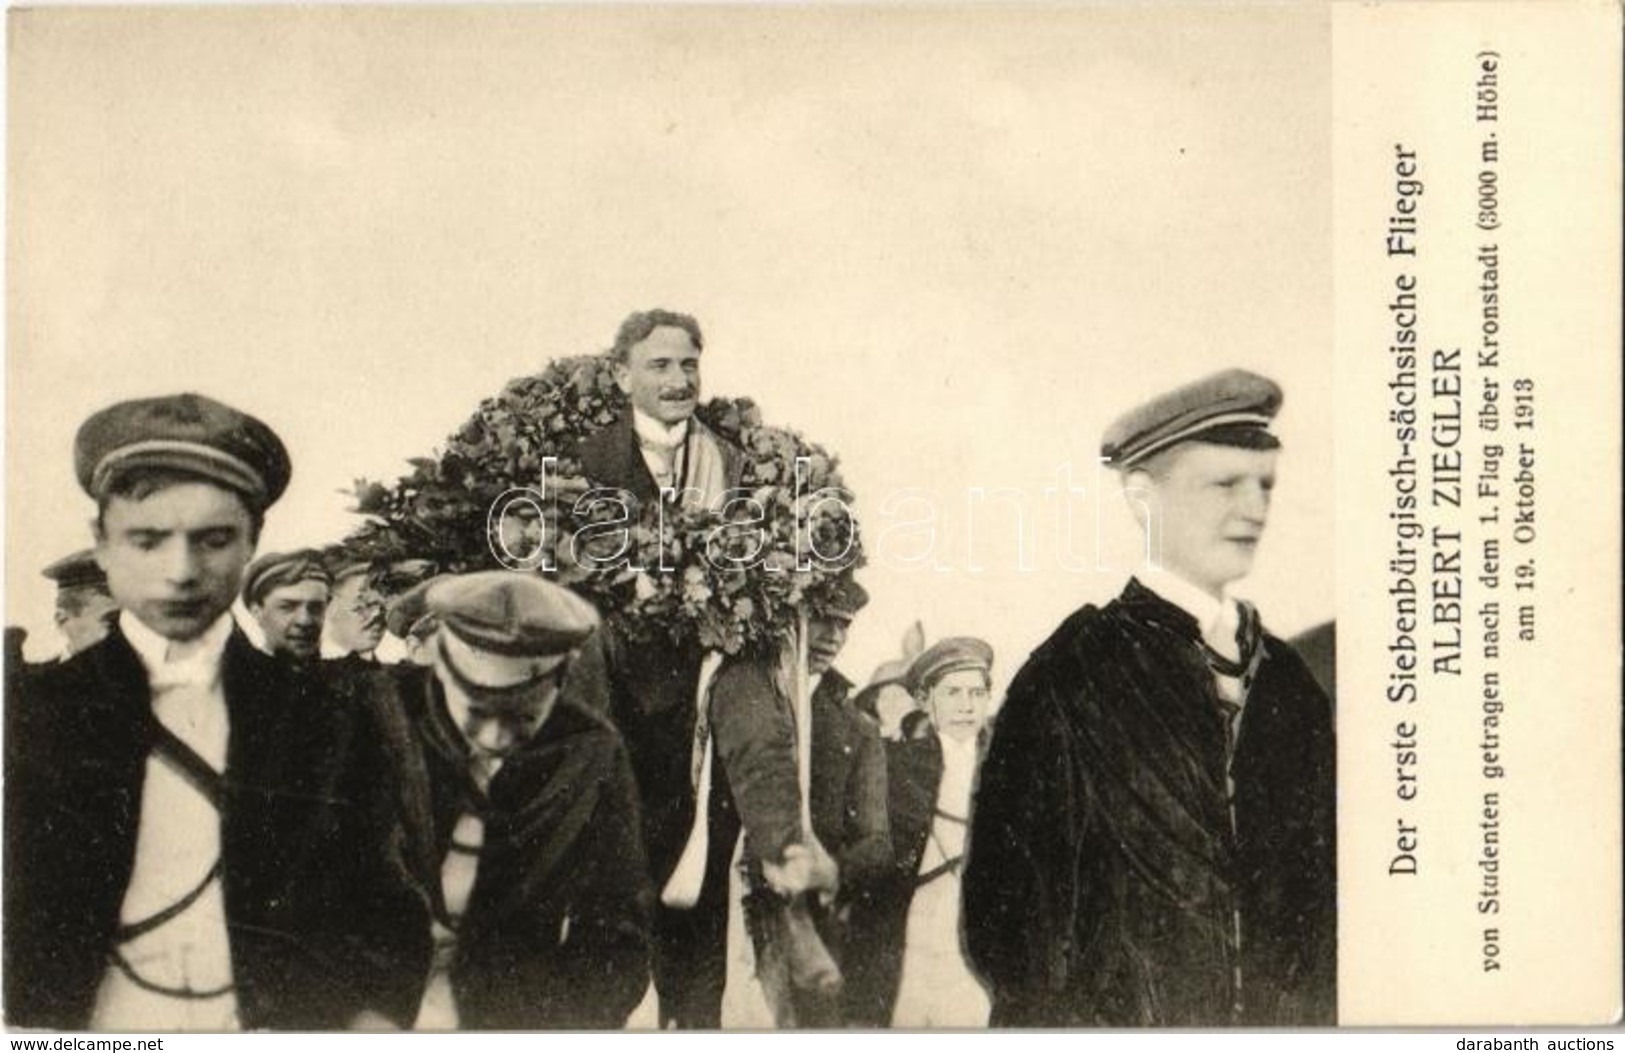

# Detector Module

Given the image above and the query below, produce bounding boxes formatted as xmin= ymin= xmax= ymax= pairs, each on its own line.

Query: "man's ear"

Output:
xmin=613 ymin=362 xmax=632 ymax=396
xmin=1121 ymin=468 xmax=1157 ymax=529
xmin=90 ymin=518 xmax=113 ymax=572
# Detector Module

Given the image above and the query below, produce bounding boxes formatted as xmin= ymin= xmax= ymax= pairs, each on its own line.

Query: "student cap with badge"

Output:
xmin=906 ymin=636 xmax=995 ymax=695
xmin=241 ymin=550 xmax=332 ymax=607
xmin=426 ymin=572 xmax=601 ymax=694
xmin=74 ymin=393 xmax=292 ymax=510
xmin=1100 ymin=368 xmax=1284 ymax=470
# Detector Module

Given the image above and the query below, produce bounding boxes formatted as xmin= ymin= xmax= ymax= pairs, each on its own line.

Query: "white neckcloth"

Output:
xmin=92 ymin=614 xmax=239 ymax=1031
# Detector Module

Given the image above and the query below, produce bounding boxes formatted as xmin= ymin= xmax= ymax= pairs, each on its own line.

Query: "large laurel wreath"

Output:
xmin=344 ymin=354 xmax=864 ymax=654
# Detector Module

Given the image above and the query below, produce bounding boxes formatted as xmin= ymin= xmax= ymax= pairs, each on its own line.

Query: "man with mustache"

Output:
xmin=4 ymin=393 xmax=422 ymax=1030
xmin=963 ymin=370 xmax=1336 ymax=1027
xmin=578 ymin=308 xmax=741 ymax=513
xmin=242 ymin=549 xmax=331 ymax=663
xmin=567 ymin=309 xmax=752 ymax=1028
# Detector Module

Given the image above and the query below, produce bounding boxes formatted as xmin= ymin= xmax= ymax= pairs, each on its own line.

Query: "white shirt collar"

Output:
xmin=1139 ymin=565 xmax=1232 ymax=641
xmin=632 ymin=408 xmax=691 ymax=450
xmin=121 ymin=609 xmax=233 ymax=675
xmin=937 ymin=729 xmax=981 ymax=762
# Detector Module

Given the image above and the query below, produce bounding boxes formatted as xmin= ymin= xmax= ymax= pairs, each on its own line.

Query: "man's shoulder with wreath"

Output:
xmin=574 ymin=409 xmax=636 ymax=483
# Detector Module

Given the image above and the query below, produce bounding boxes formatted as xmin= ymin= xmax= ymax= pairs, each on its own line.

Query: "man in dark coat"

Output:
xmin=4 ymin=393 xmax=422 ymax=1030
xmin=963 ymin=370 xmax=1336 ymax=1028
xmin=738 ymin=582 xmax=890 ymax=1027
xmin=562 ymin=621 xmax=731 ymax=1027
xmin=359 ymin=572 xmax=653 ymax=1029
xmin=562 ymin=307 xmax=748 ymax=1028
xmin=841 ymin=712 xmax=935 ymax=1028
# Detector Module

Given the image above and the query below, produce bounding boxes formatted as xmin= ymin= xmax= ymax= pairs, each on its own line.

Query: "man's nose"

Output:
xmin=469 ymin=720 xmax=512 ymax=752
xmin=164 ymin=542 xmax=201 ymax=585
xmin=1238 ymin=481 xmax=1271 ymax=521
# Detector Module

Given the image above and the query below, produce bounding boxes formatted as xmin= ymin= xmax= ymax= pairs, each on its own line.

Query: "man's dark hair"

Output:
xmin=609 ymin=309 xmax=704 ymax=366
xmin=95 ymin=467 xmax=266 ymax=543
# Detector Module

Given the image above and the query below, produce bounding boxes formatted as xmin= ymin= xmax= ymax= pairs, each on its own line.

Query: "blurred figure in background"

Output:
xmin=849 ymin=621 xmax=924 ymax=743
xmin=41 ymin=549 xmax=119 ymax=661
xmin=322 ymin=555 xmax=386 ymax=666
xmin=384 ymin=575 xmax=447 ymax=668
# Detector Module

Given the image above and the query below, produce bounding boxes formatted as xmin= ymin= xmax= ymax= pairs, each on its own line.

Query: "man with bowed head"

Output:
xmin=359 ymin=571 xmax=653 ymax=1029
xmin=4 ymin=393 xmax=423 ymax=1030
xmin=964 ymin=369 xmax=1336 ymax=1027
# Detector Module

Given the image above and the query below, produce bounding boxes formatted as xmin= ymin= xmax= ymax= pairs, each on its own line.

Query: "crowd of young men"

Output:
xmin=3 ymin=311 xmax=1334 ymax=1031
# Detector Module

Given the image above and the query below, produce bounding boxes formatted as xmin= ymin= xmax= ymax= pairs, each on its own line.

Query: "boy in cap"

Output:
xmin=859 ymin=636 xmax=995 ymax=1028
xmin=4 ymin=393 xmax=423 ymax=1030
xmin=358 ymin=571 xmax=652 ymax=1029
xmin=963 ymin=369 xmax=1336 ymax=1026
xmin=241 ymin=549 xmax=331 ymax=662
xmin=41 ymin=549 xmax=120 ymax=660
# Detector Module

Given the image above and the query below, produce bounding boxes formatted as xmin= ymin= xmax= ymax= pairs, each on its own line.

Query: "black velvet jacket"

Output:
xmin=962 ymin=579 xmax=1336 ymax=1027
xmin=365 ymin=664 xmax=653 ymax=1029
xmin=3 ymin=627 xmax=423 ymax=1030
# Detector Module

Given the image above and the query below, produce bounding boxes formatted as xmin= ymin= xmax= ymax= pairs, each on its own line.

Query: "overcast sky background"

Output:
xmin=6 ymin=6 xmax=1332 ymax=685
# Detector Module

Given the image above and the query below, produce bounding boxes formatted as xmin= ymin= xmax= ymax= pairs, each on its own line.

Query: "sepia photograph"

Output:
xmin=2 ymin=2 xmax=1615 ymax=1036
